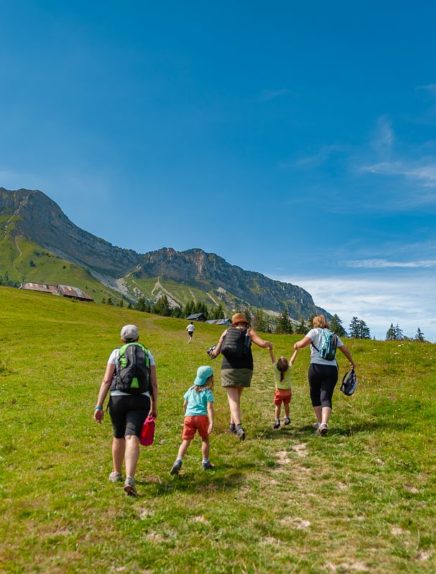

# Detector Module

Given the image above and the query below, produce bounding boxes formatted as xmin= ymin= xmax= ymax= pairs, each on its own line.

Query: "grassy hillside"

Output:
xmin=0 ymin=233 xmax=123 ymax=302
xmin=0 ymin=286 xmax=434 ymax=573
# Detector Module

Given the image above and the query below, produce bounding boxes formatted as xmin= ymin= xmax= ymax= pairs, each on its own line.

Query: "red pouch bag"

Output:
xmin=140 ymin=415 xmax=155 ymax=446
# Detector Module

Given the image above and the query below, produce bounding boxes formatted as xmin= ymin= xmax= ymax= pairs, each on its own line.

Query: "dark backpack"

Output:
xmin=311 ymin=329 xmax=338 ymax=361
xmin=111 ymin=342 xmax=151 ymax=395
xmin=221 ymin=327 xmax=251 ymax=361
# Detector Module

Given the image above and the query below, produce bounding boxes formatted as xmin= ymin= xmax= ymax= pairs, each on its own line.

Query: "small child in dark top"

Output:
xmin=269 ymin=348 xmax=297 ymax=429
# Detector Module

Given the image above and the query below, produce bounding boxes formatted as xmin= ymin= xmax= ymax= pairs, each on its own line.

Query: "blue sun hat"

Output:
xmin=194 ymin=365 xmax=214 ymax=386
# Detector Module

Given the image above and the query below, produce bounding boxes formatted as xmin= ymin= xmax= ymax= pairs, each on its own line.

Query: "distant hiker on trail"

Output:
xmin=94 ymin=324 xmax=158 ymax=497
xmin=269 ymin=347 xmax=298 ymax=429
xmin=209 ymin=312 xmax=272 ymax=440
xmin=170 ymin=365 xmax=215 ymax=475
xmin=293 ymin=314 xmax=355 ymax=436
xmin=186 ymin=321 xmax=195 ymax=342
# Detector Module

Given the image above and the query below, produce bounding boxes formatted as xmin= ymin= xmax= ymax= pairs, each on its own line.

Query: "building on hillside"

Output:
xmin=186 ymin=312 xmax=207 ymax=322
xmin=57 ymin=284 xmax=93 ymax=301
xmin=20 ymin=283 xmax=59 ymax=295
xmin=205 ymin=318 xmax=231 ymax=325
xmin=20 ymin=283 xmax=93 ymax=302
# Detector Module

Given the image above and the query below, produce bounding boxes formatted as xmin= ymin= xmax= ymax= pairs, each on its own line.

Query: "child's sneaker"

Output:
xmin=236 ymin=424 xmax=246 ymax=440
xmin=170 ymin=460 xmax=183 ymax=475
xmin=284 ymin=417 xmax=291 ymax=426
xmin=273 ymin=419 xmax=280 ymax=429
xmin=202 ymin=461 xmax=215 ymax=470
xmin=123 ymin=476 xmax=137 ymax=497
xmin=317 ymin=423 xmax=329 ymax=436
xmin=108 ymin=471 xmax=122 ymax=483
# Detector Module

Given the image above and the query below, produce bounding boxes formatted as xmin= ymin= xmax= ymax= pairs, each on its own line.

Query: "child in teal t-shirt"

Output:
xmin=170 ymin=366 xmax=214 ymax=475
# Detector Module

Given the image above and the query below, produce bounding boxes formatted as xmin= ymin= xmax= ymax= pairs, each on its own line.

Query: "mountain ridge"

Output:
xmin=0 ymin=187 xmax=329 ymax=319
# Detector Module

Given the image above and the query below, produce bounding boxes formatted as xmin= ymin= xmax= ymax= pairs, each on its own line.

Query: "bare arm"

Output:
xmin=338 ymin=344 xmax=356 ymax=369
xmin=293 ymin=336 xmax=312 ymax=351
xmin=182 ymin=399 xmax=188 ymax=414
xmin=150 ymin=365 xmax=158 ymax=418
xmin=269 ymin=346 xmax=275 ymax=364
xmin=207 ymin=401 xmax=214 ymax=434
xmin=94 ymin=363 xmax=115 ymax=422
xmin=210 ymin=330 xmax=227 ymax=358
xmin=249 ymin=328 xmax=272 ymax=349
xmin=289 ymin=349 xmax=298 ymax=365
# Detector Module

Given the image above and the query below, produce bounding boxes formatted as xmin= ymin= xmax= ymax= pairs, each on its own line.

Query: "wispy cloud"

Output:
xmin=271 ymin=274 xmax=436 ymax=342
xmin=346 ymin=258 xmax=436 ymax=269
xmin=416 ymin=83 xmax=436 ymax=96
xmin=360 ymin=159 xmax=436 ymax=189
xmin=258 ymin=88 xmax=290 ymax=102
xmin=280 ymin=144 xmax=348 ymax=170
xmin=371 ymin=116 xmax=394 ymax=155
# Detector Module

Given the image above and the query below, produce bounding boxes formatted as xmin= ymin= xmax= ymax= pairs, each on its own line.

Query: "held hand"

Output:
xmin=94 ymin=409 xmax=104 ymax=423
xmin=293 ymin=343 xmax=299 ymax=351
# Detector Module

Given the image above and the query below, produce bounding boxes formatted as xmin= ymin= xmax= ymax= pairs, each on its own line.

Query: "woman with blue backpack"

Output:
xmin=294 ymin=314 xmax=355 ymax=436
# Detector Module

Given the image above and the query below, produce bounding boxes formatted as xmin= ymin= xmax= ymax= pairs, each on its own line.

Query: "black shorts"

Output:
xmin=308 ymin=364 xmax=338 ymax=409
xmin=108 ymin=394 xmax=151 ymax=438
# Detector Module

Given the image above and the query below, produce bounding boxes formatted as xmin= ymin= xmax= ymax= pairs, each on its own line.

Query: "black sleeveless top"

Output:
xmin=221 ymin=327 xmax=253 ymax=370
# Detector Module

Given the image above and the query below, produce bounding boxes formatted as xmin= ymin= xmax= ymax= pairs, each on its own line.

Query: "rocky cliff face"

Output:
xmin=0 ymin=188 xmax=328 ymax=317
xmin=0 ymin=188 xmax=140 ymax=276
xmin=136 ymin=247 xmax=323 ymax=317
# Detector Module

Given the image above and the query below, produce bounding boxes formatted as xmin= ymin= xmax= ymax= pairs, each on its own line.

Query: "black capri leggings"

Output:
xmin=308 ymin=364 xmax=338 ymax=409
xmin=109 ymin=394 xmax=151 ymax=439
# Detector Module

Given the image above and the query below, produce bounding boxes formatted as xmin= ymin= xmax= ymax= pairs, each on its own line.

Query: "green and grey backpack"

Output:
xmin=111 ymin=342 xmax=151 ymax=395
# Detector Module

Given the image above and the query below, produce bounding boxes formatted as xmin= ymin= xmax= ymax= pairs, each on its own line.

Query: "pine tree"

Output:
xmin=386 ymin=323 xmax=396 ymax=340
xmin=349 ymin=316 xmax=371 ymax=339
xmin=330 ymin=314 xmax=347 ymax=337
xmin=107 ymin=297 xmax=114 ymax=306
xmin=415 ymin=327 xmax=426 ymax=342
xmin=296 ymin=318 xmax=307 ymax=334
xmin=276 ymin=308 xmax=293 ymax=334
xmin=253 ymin=309 xmax=268 ymax=332
xmin=136 ymin=297 xmax=147 ymax=312
xmin=394 ymin=324 xmax=404 ymax=340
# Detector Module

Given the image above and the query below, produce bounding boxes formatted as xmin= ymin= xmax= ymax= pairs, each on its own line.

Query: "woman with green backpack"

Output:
xmin=94 ymin=324 xmax=158 ymax=496
xmin=294 ymin=314 xmax=355 ymax=436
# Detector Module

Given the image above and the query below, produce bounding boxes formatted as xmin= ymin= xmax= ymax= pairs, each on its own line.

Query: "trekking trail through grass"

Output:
xmin=0 ymin=286 xmax=434 ymax=573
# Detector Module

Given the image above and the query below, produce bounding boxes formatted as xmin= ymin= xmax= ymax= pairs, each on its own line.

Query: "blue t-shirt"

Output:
xmin=184 ymin=387 xmax=214 ymax=416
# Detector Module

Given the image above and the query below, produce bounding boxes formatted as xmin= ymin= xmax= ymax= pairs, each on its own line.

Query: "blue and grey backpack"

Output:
xmin=311 ymin=328 xmax=338 ymax=361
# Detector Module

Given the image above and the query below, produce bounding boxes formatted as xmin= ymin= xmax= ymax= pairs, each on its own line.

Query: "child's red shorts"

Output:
xmin=274 ymin=389 xmax=292 ymax=406
xmin=182 ymin=415 xmax=209 ymax=440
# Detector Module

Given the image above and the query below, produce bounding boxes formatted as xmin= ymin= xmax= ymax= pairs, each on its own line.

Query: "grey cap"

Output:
xmin=120 ymin=324 xmax=139 ymax=342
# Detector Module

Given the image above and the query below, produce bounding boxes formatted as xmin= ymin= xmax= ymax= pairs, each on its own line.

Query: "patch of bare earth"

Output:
xmin=291 ymin=442 xmax=309 ymax=457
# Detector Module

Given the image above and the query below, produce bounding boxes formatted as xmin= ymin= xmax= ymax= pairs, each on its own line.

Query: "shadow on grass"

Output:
xmin=139 ymin=461 xmax=256 ymax=497
xmin=254 ymin=419 xmax=410 ymax=440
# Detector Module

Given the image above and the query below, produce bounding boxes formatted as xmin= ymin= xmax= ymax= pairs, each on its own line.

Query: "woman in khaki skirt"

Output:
xmin=210 ymin=313 xmax=272 ymax=440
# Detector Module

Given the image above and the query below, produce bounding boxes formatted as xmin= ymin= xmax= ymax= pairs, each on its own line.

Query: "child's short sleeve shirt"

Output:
xmin=273 ymin=365 xmax=292 ymax=390
xmin=184 ymin=387 xmax=214 ymax=416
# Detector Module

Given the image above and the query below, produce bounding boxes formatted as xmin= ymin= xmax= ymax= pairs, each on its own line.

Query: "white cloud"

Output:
xmin=271 ymin=274 xmax=436 ymax=342
xmin=361 ymin=159 xmax=436 ymax=190
xmin=346 ymin=259 xmax=436 ymax=269
xmin=372 ymin=116 xmax=394 ymax=154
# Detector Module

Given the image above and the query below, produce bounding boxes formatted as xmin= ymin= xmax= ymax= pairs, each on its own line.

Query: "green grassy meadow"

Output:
xmin=0 ymin=286 xmax=434 ymax=573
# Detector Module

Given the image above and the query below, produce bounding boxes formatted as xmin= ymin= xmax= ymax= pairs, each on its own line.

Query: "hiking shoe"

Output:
xmin=229 ymin=423 xmax=236 ymax=434
xmin=236 ymin=425 xmax=246 ymax=440
xmin=108 ymin=471 xmax=122 ymax=483
xmin=284 ymin=417 xmax=291 ymax=426
xmin=273 ymin=420 xmax=280 ymax=429
xmin=312 ymin=422 xmax=320 ymax=430
xmin=170 ymin=460 xmax=183 ymax=475
xmin=317 ymin=423 xmax=329 ymax=436
xmin=123 ymin=477 xmax=137 ymax=497
xmin=202 ymin=461 xmax=215 ymax=470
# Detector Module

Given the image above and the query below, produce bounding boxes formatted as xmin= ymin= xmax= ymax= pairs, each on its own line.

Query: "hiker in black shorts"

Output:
xmin=94 ymin=324 xmax=158 ymax=496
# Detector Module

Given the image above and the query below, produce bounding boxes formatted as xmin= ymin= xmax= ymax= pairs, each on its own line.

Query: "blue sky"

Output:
xmin=1 ymin=0 xmax=435 ymax=340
